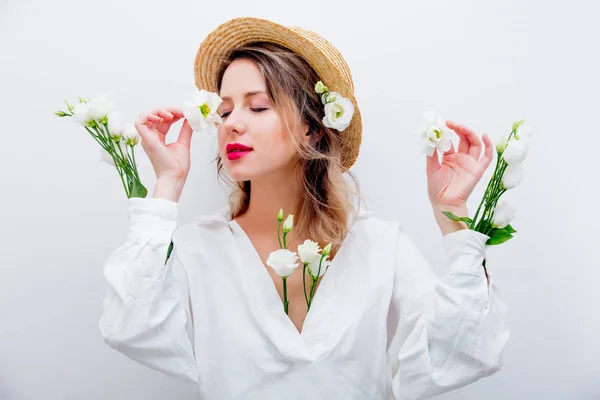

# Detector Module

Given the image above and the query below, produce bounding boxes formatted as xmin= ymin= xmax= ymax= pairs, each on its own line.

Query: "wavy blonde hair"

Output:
xmin=213 ymin=42 xmax=364 ymax=258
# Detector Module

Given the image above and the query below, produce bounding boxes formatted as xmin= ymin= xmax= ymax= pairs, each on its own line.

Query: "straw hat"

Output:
xmin=193 ymin=17 xmax=362 ymax=169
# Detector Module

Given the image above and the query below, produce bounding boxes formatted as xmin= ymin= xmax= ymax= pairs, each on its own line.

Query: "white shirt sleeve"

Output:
xmin=98 ymin=197 xmax=199 ymax=384
xmin=388 ymin=226 xmax=510 ymax=400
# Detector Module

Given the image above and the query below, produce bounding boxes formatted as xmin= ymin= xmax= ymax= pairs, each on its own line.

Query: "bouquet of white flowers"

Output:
xmin=439 ymin=119 xmax=533 ymax=244
xmin=418 ymin=112 xmax=533 ymax=275
xmin=55 ymin=90 xmax=223 ymax=264
xmin=55 ymin=96 xmax=147 ymax=198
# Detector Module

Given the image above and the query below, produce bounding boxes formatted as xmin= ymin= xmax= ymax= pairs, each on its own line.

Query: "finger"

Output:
xmin=136 ymin=112 xmax=161 ymax=126
xmin=426 ymin=149 xmax=441 ymax=175
xmin=164 ymin=107 xmax=185 ymax=118
xmin=451 ymin=121 xmax=482 ymax=159
xmin=480 ymin=133 xmax=494 ymax=168
xmin=177 ymin=119 xmax=194 ymax=148
xmin=157 ymin=115 xmax=182 ymax=135
xmin=156 ymin=109 xmax=174 ymax=121
xmin=446 ymin=121 xmax=470 ymax=154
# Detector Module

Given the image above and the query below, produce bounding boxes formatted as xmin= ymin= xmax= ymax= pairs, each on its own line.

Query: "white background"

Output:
xmin=1 ymin=0 xmax=599 ymax=399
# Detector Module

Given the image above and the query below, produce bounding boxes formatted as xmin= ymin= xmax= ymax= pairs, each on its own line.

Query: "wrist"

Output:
xmin=153 ymin=177 xmax=186 ymax=203
xmin=433 ymin=203 xmax=469 ymax=236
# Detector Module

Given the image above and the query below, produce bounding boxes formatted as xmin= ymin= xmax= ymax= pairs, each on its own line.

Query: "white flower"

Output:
xmin=122 ymin=123 xmax=141 ymax=146
xmin=107 ymin=111 xmax=123 ymax=136
xmin=307 ymin=256 xmax=330 ymax=278
xmin=72 ymin=103 xmax=92 ymax=127
xmin=183 ymin=89 xmax=223 ymax=134
xmin=282 ymin=214 xmax=294 ymax=233
xmin=266 ymin=249 xmax=300 ymax=277
xmin=516 ymin=124 xmax=534 ymax=140
xmin=502 ymin=162 xmax=525 ymax=189
xmin=418 ymin=111 xmax=458 ymax=165
xmin=297 ymin=240 xmax=321 ymax=265
xmin=322 ymin=93 xmax=354 ymax=132
xmin=87 ymin=95 xmax=115 ymax=121
xmin=502 ymin=138 xmax=529 ymax=165
xmin=492 ymin=199 xmax=516 ymax=229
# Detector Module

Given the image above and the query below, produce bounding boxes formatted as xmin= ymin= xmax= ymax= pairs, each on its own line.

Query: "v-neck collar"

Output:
xmin=224 ymin=208 xmax=369 ymax=363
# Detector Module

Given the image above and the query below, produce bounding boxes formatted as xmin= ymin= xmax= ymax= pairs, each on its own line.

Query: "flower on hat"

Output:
xmin=183 ymin=89 xmax=223 ymax=134
xmin=314 ymin=81 xmax=354 ymax=132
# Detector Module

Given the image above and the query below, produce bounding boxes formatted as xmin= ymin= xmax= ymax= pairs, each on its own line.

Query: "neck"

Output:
xmin=237 ymin=169 xmax=303 ymax=235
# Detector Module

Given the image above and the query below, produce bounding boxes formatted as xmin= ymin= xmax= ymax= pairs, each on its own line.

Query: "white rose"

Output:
xmin=502 ymin=162 xmax=525 ymax=189
xmin=87 ymin=95 xmax=115 ymax=120
xmin=266 ymin=249 xmax=300 ymax=278
xmin=72 ymin=103 xmax=92 ymax=127
xmin=502 ymin=138 xmax=529 ymax=165
xmin=183 ymin=89 xmax=223 ymax=134
xmin=322 ymin=93 xmax=354 ymax=132
xmin=492 ymin=199 xmax=516 ymax=229
xmin=107 ymin=111 xmax=123 ymax=136
xmin=297 ymin=240 xmax=321 ymax=265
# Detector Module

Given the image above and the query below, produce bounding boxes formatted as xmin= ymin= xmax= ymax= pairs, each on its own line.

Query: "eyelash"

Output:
xmin=220 ymin=108 xmax=268 ymax=118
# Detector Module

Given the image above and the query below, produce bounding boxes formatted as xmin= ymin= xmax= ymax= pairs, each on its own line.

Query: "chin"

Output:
xmin=225 ymin=165 xmax=253 ymax=182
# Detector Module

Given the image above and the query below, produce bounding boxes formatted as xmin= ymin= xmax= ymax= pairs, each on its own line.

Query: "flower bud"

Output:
xmin=322 ymin=242 xmax=332 ymax=256
xmin=512 ymin=119 xmax=525 ymax=133
xmin=315 ymin=81 xmax=328 ymax=94
xmin=277 ymin=208 xmax=283 ymax=221
xmin=64 ymin=100 xmax=75 ymax=112
xmin=283 ymin=214 xmax=294 ymax=233
xmin=496 ymin=136 xmax=508 ymax=153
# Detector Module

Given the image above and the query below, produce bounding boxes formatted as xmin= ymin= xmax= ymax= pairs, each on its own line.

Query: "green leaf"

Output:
xmin=165 ymin=241 xmax=174 ymax=265
xmin=130 ymin=178 xmax=148 ymax=198
xmin=486 ymin=228 xmax=513 ymax=245
xmin=504 ymin=224 xmax=517 ymax=233
xmin=442 ymin=211 xmax=473 ymax=226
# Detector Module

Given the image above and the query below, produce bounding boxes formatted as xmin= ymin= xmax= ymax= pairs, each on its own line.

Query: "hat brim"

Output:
xmin=194 ymin=17 xmax=362 ymax=169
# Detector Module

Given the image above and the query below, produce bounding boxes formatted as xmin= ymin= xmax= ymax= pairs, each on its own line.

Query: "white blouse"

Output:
xmin=99 ymin=197 xmax=509 ymax=400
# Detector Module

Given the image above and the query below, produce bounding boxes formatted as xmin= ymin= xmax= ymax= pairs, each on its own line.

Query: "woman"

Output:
xmin=99 ymin=17 xmax=509 ymax=400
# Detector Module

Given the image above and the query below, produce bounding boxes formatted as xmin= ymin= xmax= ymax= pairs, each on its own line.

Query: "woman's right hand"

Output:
xmin=134 ymin=108 xmax=194 ymax=203
xmin=134 ymin=108 xmax=194 ymax=182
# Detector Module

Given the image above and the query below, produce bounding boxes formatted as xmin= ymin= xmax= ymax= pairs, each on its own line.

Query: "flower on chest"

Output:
xmin=265 ymin=210 xmax=333 ymax=316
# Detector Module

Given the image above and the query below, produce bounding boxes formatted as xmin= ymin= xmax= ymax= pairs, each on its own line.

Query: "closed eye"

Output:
xmin=220 ymin=108 xmax=268 ymax=119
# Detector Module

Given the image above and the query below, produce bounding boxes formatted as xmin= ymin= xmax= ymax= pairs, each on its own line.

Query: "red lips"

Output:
xmin=226 ymin=143 xmax=253 ymax=153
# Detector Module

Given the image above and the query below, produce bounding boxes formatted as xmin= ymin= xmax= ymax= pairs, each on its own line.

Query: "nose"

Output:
xmin=222 ymin=109 xmax=247 ymax=137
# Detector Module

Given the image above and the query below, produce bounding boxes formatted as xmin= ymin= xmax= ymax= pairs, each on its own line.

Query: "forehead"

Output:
xmin=219 ymin=58 xmax=266 ymax=98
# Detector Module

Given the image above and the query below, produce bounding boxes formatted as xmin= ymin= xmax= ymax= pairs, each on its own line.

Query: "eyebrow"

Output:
xmin=220 ymin=90 xmax=267 ymax=102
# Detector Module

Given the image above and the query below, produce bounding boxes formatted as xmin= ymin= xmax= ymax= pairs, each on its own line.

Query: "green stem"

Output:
xmin=303 ymin=263 xmax=309 ymax=307
xmin=283 ymin=232 xmax=288 ymax=250
xmin=277 ymin=221 xmax=282 ymax=249
xmin=307 ymin=278 xmax=317 ymax=311
xmin=282 ymin=277 xmax=289 ymax=314
xmin=87 ymin=124 xmax=130 ymax=197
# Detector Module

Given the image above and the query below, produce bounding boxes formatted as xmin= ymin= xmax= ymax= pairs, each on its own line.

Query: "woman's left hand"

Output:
xmin=427 ymin=121 xmax=494 ymax=209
